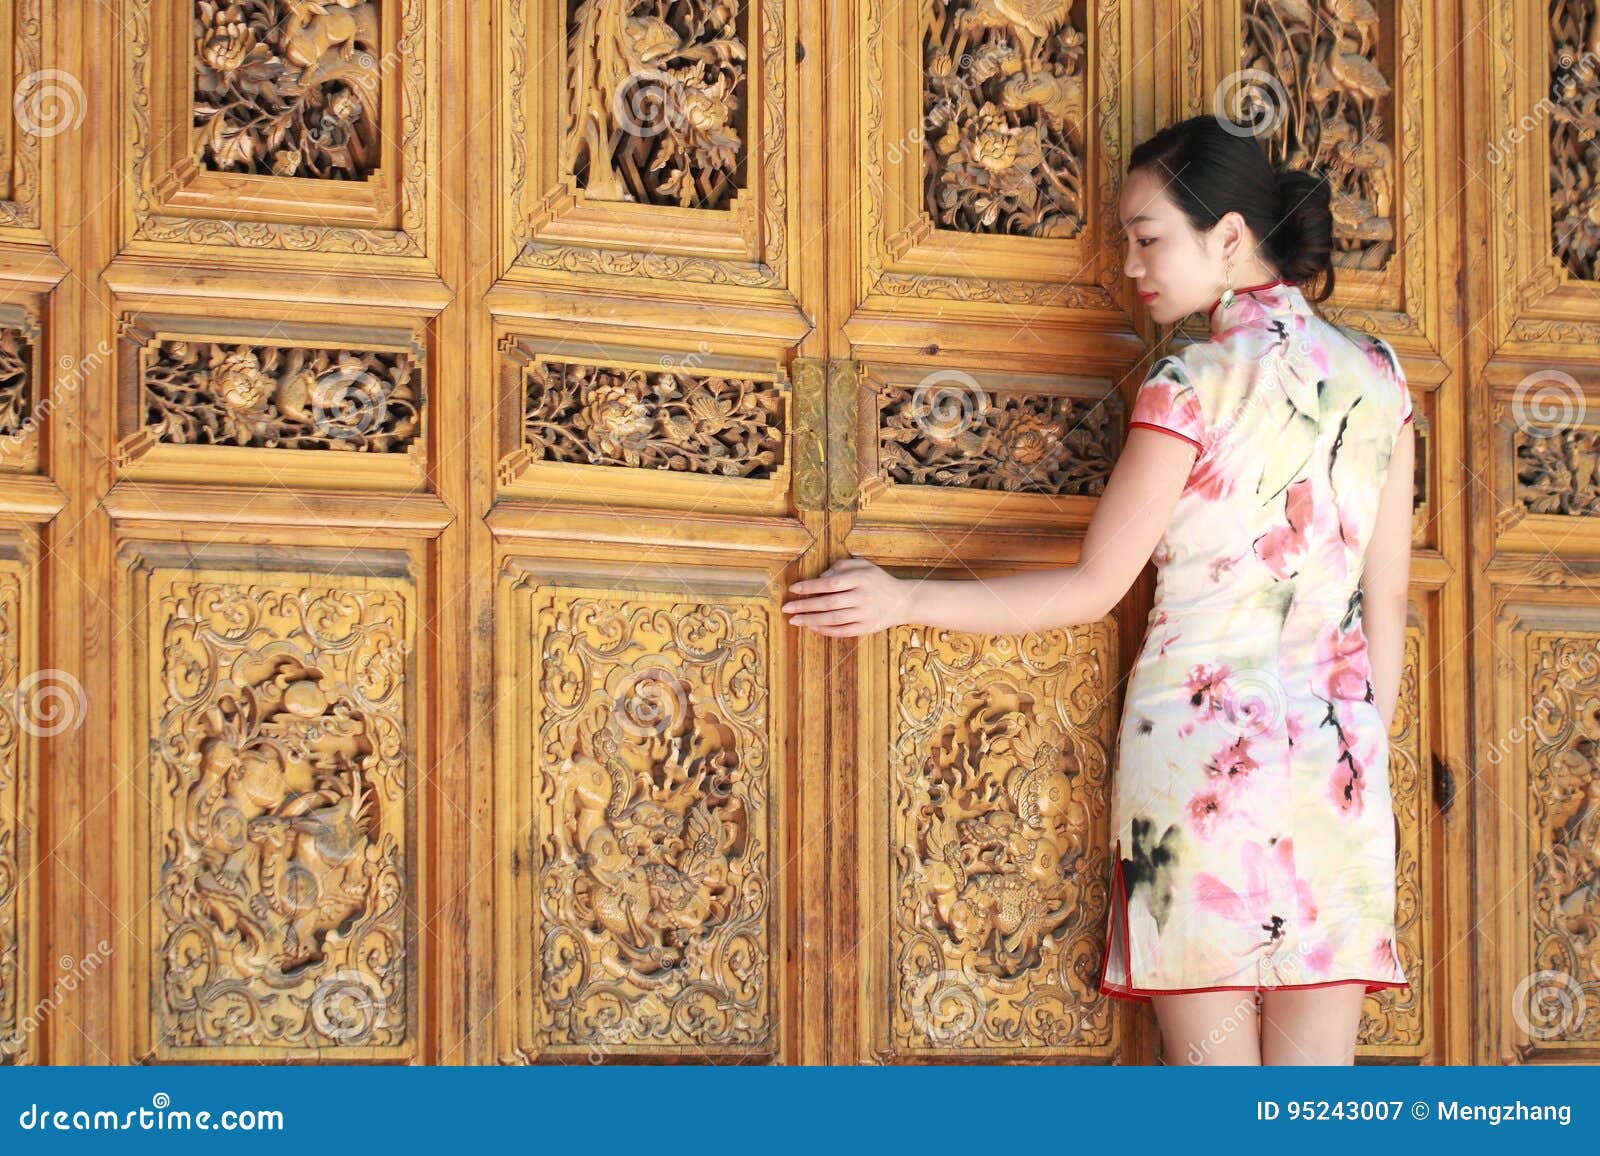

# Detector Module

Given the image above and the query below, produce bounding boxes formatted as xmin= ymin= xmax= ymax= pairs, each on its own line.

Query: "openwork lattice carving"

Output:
xmin=879 ymin=384 xmax=1114 ymax=495
xmin=565 ymin=0 xmax=748 ymax=208
xmin=0 ymin=327 xmax=33 ymax=438
xmin=520 ymin=359 xmax=783 ymax=477
xmin=923 ymin=0 xmax=1088 ymax=236
xmin=1515 ymin=427 xmax=1600 ymax=517
xmin=194 ymin=0 xmax=382 ymax=179
xmin=153 ymin=578 xmax=410 ymax=1050
xmin=533 ymin=594 xmax=772 ymax=1049
xmin=1242 ymin=0 xmax=1396 ymax=269
xmin=1524 ymin=633 xmax=1600 ymax=1046
xmin=1551 ymin=0 xmax=1600 ymax=280
xmin=890 ymin=626 xmax=1113 ymax=1052
xmin=140 ymin=338 xmax=421 ymax=452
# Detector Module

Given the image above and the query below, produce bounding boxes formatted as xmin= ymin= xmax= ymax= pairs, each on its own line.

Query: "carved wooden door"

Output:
xmin=826 ymin=0 xmax=1469 ymax=1065
xmin=4 ymin=0 xmax=1596 ymax=1070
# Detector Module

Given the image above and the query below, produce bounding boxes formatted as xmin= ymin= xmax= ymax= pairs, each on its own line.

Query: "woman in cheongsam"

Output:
xmin=783 ymin=115 xmax=1415 ymax=1066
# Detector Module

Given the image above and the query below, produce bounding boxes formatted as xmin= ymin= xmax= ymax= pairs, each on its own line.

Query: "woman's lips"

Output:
xmin=1139 ymin=289 xmax=1158 ymax=302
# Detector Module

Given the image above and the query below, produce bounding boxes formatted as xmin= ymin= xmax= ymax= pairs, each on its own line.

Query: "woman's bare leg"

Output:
xmin=1259 ymin=985 xmax=1367 ymax=1064
xmin=1149 ymin=990 xmax=1262 ymax=1065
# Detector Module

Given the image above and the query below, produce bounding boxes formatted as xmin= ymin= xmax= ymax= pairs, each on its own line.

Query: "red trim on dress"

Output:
xmin=1127 ymin=421 xmax=1203 ymax=452
xmin=1206 ymin=277 xmax=1296 ymax=322
xmin=1095 ymin=837 xmax=1413 ymax=1003
xmin=1401 ymin=411 xmax=1414 ymax=427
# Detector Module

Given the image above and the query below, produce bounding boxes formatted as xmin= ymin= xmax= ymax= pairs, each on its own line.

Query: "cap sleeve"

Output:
xmin=1371 ymin=336 xmax=1413 ymax=429
xmin=1128 ymin=355 xmax=1206 ymax=453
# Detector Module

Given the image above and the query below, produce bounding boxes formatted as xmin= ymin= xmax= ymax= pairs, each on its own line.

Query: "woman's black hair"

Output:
xmin=1127 ymin=114 xmax=1336 ymax=304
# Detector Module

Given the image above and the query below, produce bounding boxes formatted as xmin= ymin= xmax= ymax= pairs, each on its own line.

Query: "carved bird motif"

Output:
xmin=955 ymin=0 xmax=1074 ymax=69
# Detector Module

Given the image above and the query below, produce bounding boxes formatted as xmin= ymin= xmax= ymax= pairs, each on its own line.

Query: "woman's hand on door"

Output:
xmin=782 ymin=557 xmax=911 ymax=637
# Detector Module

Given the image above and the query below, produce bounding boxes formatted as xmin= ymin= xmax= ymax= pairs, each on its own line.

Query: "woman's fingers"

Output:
xmin=781 ymin=592 xmax=859 ymax=615
xmin=780 ymin=602 xmax=857 ymax=621
xmin=787 ymin=573 xmax=857 ymax=597
xmin=790 ymin=609 xmax=862 ymax=628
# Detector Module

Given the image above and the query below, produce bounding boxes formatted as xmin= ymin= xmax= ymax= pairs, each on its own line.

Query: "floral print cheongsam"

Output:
xmin=1097 ymin=278 xmax=1414 ymax=1002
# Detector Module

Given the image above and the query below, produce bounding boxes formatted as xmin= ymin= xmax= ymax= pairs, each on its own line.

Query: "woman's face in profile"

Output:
xmin=1118 ymin=166 xmax=1219 ymax=326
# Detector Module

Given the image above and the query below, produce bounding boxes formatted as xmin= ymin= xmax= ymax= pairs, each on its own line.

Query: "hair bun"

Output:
xmin=1269 ymin=167 xmax=1335 ymax=294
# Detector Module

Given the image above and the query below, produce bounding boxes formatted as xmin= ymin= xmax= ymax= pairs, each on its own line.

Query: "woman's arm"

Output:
xmin=1359 ymin=420 xmax=1415 ymax=731
xmin=781 ymin=425 xmax=1199 ymax=637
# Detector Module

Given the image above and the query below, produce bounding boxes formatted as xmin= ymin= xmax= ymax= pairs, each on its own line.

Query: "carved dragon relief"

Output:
xmin=533 ymin=595 xmax=772 ymax=1050
xmin=889 ymin=627 xmax=1114 ymax=1052
xmin=1242 ymin=0 xmax=1396 ymax=270
xmin=154 ymin=580 xmax=410 ymax=1050
xmin=1524 ymin=633 xmax=1600 ymax=1048
xmin=565 ymin=0 xmax=748 ymax=209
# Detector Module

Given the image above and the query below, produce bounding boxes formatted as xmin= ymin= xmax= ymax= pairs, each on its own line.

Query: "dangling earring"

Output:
xmin=1219 ymin=261 xmax=1235 ymax=310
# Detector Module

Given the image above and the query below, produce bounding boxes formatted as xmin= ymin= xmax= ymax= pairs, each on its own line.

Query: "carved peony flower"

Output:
xmin=211 ymin=349 xmax=273 ymax=412
xmin=199 ymin=10 xmax=256 ymax=74
xmin=971 ymin=104 xmax=1021 ymax=172
xmin=583 ymin=383 xmax=654 ymax=461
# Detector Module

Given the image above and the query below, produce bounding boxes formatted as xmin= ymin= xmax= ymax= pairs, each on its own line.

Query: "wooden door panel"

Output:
xmin=0 ymin=535 xmax=41 ymax=1064
xmin=860 ymin=619 xmax=1123 ymax=1060
xmin=834 ymin=0 xmax=1466 ymax=1064
xmin=497 ymin=558 xmax=790 ymax=1062
xmin=0 ymin=0 xmax=68 ymax=1067
xmin=1465 ymin=0 xmax=1600 ymax=1063
xmin=124 ymin=0 xmax=435 ymax=264
xmin=482 ymin=0 xmax=819 ymax=1065
xmin=121 ymin=540 xmax=424 ymax=1062
xmin=1484 ymin=599 xmax=1600 ymax=1062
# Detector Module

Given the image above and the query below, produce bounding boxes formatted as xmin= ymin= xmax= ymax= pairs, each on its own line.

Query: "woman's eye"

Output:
xmin=1137 ymin=238 xmax=1155 ymax=248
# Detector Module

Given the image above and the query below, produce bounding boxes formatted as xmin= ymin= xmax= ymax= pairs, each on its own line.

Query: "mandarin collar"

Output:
xmin=1206 ymin=278 xmax=1311 ymax=337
